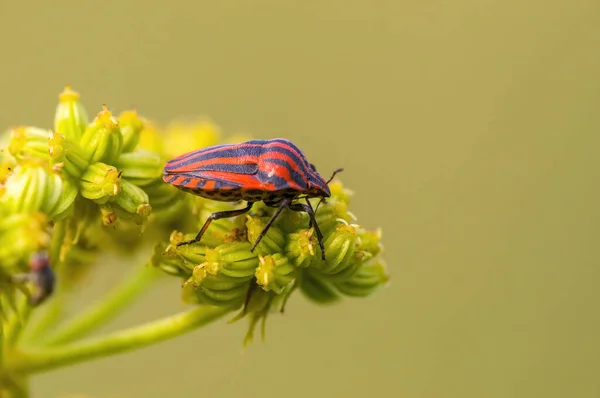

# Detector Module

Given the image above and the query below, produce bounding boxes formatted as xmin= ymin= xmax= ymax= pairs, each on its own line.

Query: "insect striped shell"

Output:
xmin=162 ymin=139 xmax=331 ymax=203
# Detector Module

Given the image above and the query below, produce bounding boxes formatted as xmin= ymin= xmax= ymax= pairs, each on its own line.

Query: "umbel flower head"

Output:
xmin=157 ymin=178 xmax=389 ymax=344
xmin=0 ymin=86 xmax=197 ymax=305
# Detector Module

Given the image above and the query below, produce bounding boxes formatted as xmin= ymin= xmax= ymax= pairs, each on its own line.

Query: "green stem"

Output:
xmin=10 ymin=305 xmax=231 ymax=374
xmin=3 ymin=295 xmax=30 ymax=347
xmin=21 ymin=290 xmax=65 ymax=344
xmin=42 ymin=263 xmax=161 ymax=346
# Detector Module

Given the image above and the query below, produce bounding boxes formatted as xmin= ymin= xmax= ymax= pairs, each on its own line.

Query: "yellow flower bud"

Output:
xmin=79 ymin=162 xmax=121 ymax=204
xmin=54 ymin=85 xmax=89 ymax=142
xmin=255 ymin=254 xmax=296 ymax=294
xmin=113 ymin=178 xmax=151 ymax=218
xmin=48 ymin=132 xmax=89 ymax=179
xmin=118 ymin=110 xmax=145 ymax=152
xmin=79 ymin=106 xmax=123 ymax=164
xmin=285 ymin=228 xmax=320 ymax=268
xmin=314 ymin=223 xmax=361 ymax=282
xmin=245 ymin=215 xmax=286 ymax=256
xmin=1 ymin=162 xmax=77 ymax=219
xmin=8 ymin=126 xmax=51 ymax=164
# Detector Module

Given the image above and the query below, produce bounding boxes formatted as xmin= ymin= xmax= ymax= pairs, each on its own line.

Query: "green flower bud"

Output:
xmin=79 ymin=106 xmax=123 ymax=164
xmin=285 ymin=228 xmax=320 ymax=268
xmin=333 ymin=259 xmax=389 ymax=297
xmin=299 ymin=268 xmax=341 ymax=304
xmin=54 ymin=85 xmax=90 ymax=142
xmin=255 ymin=253 xmax=296 ymax=294
xmin=8 ymin=126 xmax=51 ymax=163
xmin=79 ymin=162 xmax=121 ymax=204
xmin=314 ymin=223 xmax=361 ymax=282
xmin=101 ymin=202 xmax=151 ymax=226
xmin=1 ymin=162 xmax=78 ymax=219
xmin=357 ymin=228 xmax=383 ymax=257
xmin=118 ymin=110 xmax=144 ymax=152
xmin=164 ymin=230 xmax=210 ymax=266
xmin=151 ymin=241 xmax=187 ymax=278
xmin=115 ymin=150 xmax=162 ymax=187
xmin=112 ymin=178 xmax=152 ymax=219
xmin=181 ymin=242 xmax=258 ymax=307
xmin=314 ymin=200 xmax=352 ymax=238
xmin=245 ymin=215 xmax=286 ymax=256
xmin=48 ymin=132 xmax=89 ymax=179
xmin=202 ymin=242 xmax=259 ymax=279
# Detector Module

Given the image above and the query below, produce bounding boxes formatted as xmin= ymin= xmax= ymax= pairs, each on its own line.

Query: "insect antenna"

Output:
xmin=314 ymin=168 xmax=344 ymax=214
xmin=325 ymin=168 xmax=344 ymax=186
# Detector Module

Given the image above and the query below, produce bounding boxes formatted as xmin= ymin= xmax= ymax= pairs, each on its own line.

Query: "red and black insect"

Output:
xmin=163 ymin=138 xmax=342 ymax=260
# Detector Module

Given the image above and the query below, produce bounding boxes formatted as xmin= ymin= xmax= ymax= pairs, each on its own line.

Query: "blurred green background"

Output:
xmin=1 ymin=0 xmax=600 ymax=397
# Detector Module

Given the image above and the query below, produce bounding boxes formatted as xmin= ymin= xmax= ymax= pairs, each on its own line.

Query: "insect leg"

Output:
xmin=250 ymin=198 xmax=291 ymax=253
xmin=177 ymin=201 xmax=255 ymax=247
xmin=288 ymin=202 xmax=326 ymax=261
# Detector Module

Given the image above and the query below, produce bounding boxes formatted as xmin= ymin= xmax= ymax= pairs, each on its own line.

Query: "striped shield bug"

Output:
xmin=163 ymin=138 xmax=342 ymax=260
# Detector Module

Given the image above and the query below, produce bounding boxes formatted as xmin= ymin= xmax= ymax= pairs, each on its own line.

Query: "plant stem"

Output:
xmin=42 ymin=263 xmax=161 ymax=346
xmin=9 ymin=305 xmax=231 ymax=374
xmin=3 ymin=295 xmax=30 ymax=347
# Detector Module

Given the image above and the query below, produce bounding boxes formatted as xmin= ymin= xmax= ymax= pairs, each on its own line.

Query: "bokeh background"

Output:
xmin=1 ymin=0 xmax=600 ymax=397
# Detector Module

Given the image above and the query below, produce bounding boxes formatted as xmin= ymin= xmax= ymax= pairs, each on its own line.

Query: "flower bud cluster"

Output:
xmin=157 ymin=179 xmax=389 ymax=343
xmin=0 ymin=86 xmax=199 ymax=301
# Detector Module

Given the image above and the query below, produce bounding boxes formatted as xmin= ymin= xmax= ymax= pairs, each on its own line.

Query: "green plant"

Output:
xmin=0 ymin=87 xmax=389 ymax=397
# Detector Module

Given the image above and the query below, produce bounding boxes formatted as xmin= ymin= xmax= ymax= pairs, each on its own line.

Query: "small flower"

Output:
xmin=313 ymin=223 xmax=361 ymax=282
xmin=79 ymin=106 xmax=123 ymax=165
xmin=79 ymin=162 xmax=121 ymax=204
xmin=54 ymin=85 xmax=89 ymax=142
xmin=333 ymin=260 xmax=390 ymax=297
xmin=285 ymin=228 xmax=320 ymax=268
xmin=7 ymin=126 xmax=51 ymax=164
xmin=1 ymin=161 xmax=78 ymax=219
xmin=245 ymin=215 xmax=286 ymax=256
xmin=164 ymin=230 xmax=210 ymax=265
xmin=48 ymin=132 xmax=89 ymax=179
xmin=118 ymin=110 xmax=145 ymax=153
xmin=255 ymin=253 xmax=296 ymax=294
xmin=181 ymin=242 xmax=258 ymax=307
xmin=112 ymin=178 xmax=152 ymax=221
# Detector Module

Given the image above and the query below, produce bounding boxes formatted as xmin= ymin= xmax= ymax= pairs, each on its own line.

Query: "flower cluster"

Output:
xmin=156 ymin=178 xmax=389 ymax=343
xmin=0 ymin=85 xmax=388 ymax=353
